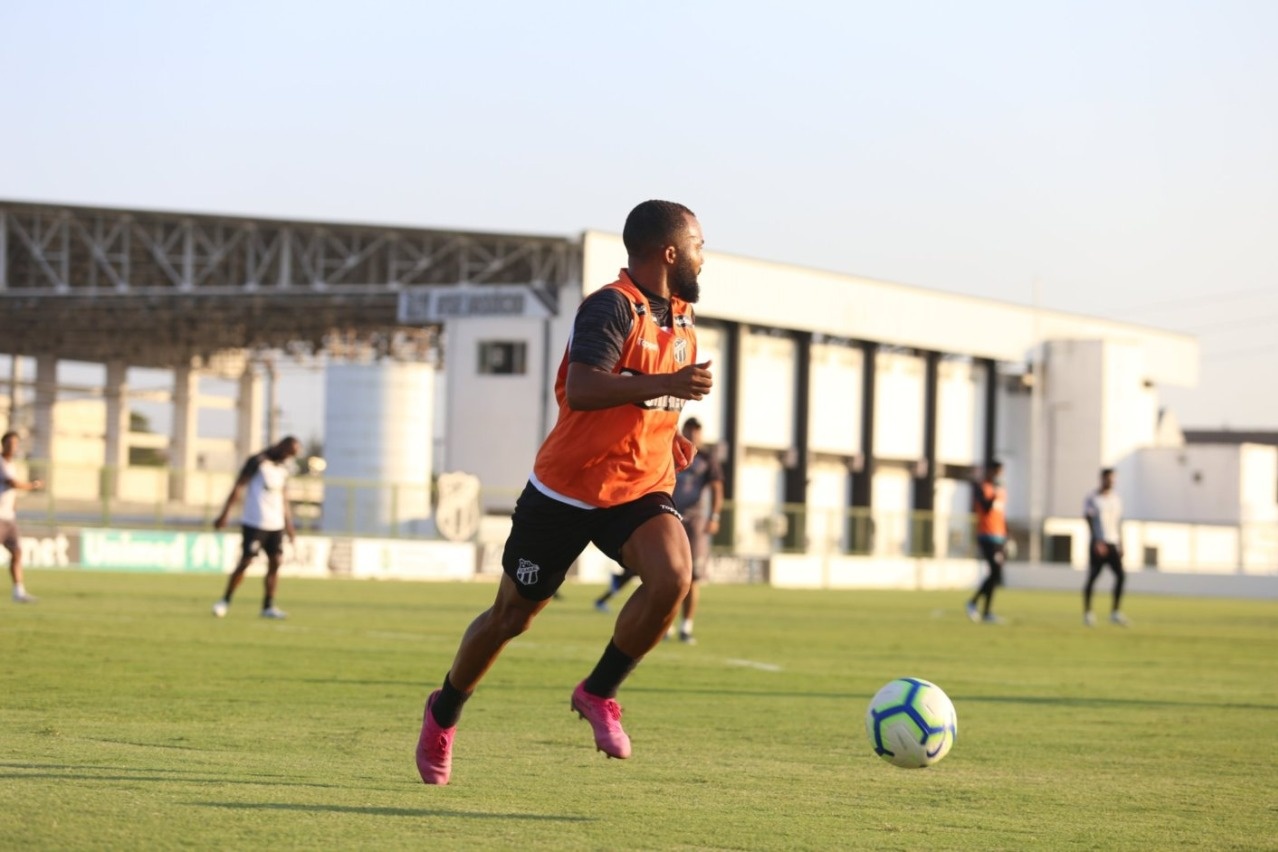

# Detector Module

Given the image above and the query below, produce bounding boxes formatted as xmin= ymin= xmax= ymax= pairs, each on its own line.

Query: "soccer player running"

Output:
xmin=211 ymin=436 xmax=301 ymax=619
xmin=416 ymin=200 xmax=712 ymax=785
xmin=1083 ymin=466 xmax=1128 ymax=627
xmin=0 ymin=431 xmax=44 ymax=603
xmin=670 ymin=416 xmax=723 ymax=643
xmin=966 ymin=460 xmax=1007 ymax=624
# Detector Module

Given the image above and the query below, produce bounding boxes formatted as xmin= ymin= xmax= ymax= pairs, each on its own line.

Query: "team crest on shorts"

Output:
xmin=674 ymin=338 xmax=688 ymax=364
xmin=516 ymin=557 xmax=540 ymax=585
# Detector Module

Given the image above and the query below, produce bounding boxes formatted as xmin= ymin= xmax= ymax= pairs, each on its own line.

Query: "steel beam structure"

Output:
xmin=0 ymin=200 xmax=578 ymax=367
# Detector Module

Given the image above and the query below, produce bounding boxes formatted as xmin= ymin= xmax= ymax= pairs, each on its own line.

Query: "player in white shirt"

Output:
xmin=1082 ymin=467 xmax=1128 ymax=627
xmin=212 ymin=436 xmax=301 ymax=619
xmin=0 ymin=432 xmax=44 ymax=603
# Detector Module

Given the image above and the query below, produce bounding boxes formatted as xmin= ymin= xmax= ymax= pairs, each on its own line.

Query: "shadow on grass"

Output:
xmin=194 ymin=802 xmax=595 ymax=821
xmin=963 ymin=695 xmax=1278 ymax=712
xmin=0 ymin=762 xmax=339 ymax=788
xmin=625 ymin=687 xmax=1278 ymax=712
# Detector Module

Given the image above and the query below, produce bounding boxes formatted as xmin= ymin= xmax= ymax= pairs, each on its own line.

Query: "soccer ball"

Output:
xmin=865 ymin=677 xmax=958 ymax=768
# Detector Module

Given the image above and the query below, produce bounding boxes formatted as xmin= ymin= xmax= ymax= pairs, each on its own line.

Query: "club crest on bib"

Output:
xmin=674 ymin=338 xmax=688 ymax=364
xmin=516 ymin=557 xmax=540 ymax=585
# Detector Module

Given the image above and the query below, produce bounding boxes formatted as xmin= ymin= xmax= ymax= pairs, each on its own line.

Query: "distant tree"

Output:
xmin=299 ymin=436 xmax=325 ymax=475
xmin=128 ymin=411 xmax=168 ymax=467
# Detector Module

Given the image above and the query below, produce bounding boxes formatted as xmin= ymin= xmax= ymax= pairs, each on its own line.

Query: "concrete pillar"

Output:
xmin=848 ymin=342 xmax=877 ymax=552
xmin=783 ymin=331 xmax=812 ymax=552
xmin=32 ymin=355 xmax=57 ymax=471
xmin=236 ymin=364 xmax=264 ymax=461
xmin=6 ymin=356 xmax=20 ymax=432
xmin=169 ymin=360 xmax=199 ymax=502
xmin=981 ymin=358 xmax=999 ymax=470
xmin=104 ymin=361 xmax=130 ymax=498
xmin=913 ymin=351 xmax=941 ymax=556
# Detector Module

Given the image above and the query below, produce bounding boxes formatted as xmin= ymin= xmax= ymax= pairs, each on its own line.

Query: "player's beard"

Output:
xmin=670 ymin=254 xmax=701 ymax=303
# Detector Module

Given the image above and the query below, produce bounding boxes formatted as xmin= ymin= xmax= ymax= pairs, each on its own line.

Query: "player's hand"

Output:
xmin=213 ymin=513 xmax=227 ymax=531
xmin=668 ymin=360 xmax=714 ymax=401
xmin=673 ymin=432 xmax=697 ymax=472
xmin=29 ymin=479 xmax=43 ymax=491
xmin=1094 ymin=541 xmax=1109 ymax=557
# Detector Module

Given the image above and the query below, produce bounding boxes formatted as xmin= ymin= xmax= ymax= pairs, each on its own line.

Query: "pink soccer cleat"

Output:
xmin=571 ymin=681 xmax=632 ymax=759
xmin=416 ymin=690 xmax=456 ymax=785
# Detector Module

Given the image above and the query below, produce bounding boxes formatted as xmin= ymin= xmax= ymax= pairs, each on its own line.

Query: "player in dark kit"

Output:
xmin=669 ymin=417 xmax=723 ymax=643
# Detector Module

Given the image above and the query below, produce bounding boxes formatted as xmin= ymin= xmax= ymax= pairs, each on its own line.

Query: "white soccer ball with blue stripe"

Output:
xmin=865 ymin=677 xmax=958 ymax=768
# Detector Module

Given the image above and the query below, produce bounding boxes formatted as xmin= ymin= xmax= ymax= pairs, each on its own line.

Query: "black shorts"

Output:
xmin=502 ymin=482 xmax=679 ymax=602
xmin=0 ymin=519 xmax=19 ymax=550
xmin=681 ymin=514 xmax=711 ymax=580
xmin=241 ymin=525 xmax=286 ymax=559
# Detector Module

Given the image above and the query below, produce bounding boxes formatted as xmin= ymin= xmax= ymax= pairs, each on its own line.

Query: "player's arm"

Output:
xmin=4 ymin=472 xmax=42 ymax=491
xmin=563 ymin=289 xmax=711 ymax=410
xmin=1083 ymin=496 xmax=1107 ymax=554
xmin=672 ymin=431 xmax=697 ymax=471
xmin=706 ymin=478 xmax=725 ymax=534
xmin=214 ymin=458 xmax=257 ymax=529
xmin=283 ymin=481 xmax=296 ymax=542
xmin=973 ymin=481 xmax=994 ymax=513
xmin=566 ymin=361 xmax=713 ymax=410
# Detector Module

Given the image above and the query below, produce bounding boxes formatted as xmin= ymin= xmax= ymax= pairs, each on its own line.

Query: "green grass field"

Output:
xmin=2 ymin=571 xmax=1275 ymax=851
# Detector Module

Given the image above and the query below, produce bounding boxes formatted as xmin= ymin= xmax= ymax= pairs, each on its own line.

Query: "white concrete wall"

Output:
xmin=807 ymin=457 xmax=850 ymax=554
xmin=873 ymin=352 xmax=924 ymax=462
xmin=809 ymin=341 xmax=862 ymax=457
xmin=1043 ymin=340 xmax=1105 ymax=519
xmin=937 ymin=358 xmax=980 ymax=467
xmin=678 ymin=323 xmax=727 ymax=445
xmin=444 ymin=315 xmax=555 ymax=510
xmin=1101 ymin=340 xmax=1160 ymax=474
xmin=1240 ymin=444 xmax=1278 ymax=523
xmin=739 ymin=332 xmax=796 ymax=451
xmin=872 ymin=467 xmax=913 ymax=556
xmin=734 ymin=451 xmax=784 ymax=556
xmin=1042 ymin=515 xmax=1245 ymax=572
xmin=1134 ymin=445 xmax=1242 ymax=524
xmin=580 ymin=228 xmax=1198 ymax=388
xmin=997 ymin=380 xmax=1032 ymax=526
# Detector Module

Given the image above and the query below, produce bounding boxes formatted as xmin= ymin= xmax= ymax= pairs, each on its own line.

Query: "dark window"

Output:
xmin=1044 ymin=534 xmax=1073 ymax=564
xmin=478 ymin=341 xmax=527 ymax=375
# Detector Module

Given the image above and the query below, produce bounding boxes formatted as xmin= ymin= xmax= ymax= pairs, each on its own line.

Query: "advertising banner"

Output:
xmin=77 ymin=529 xmax=335 ymax=576
xmin=349 ymin=538 xmax=475 ymax=581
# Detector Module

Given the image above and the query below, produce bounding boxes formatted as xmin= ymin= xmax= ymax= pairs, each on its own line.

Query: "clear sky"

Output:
xmin=2 ymin=0 xmax=1275 ymax=431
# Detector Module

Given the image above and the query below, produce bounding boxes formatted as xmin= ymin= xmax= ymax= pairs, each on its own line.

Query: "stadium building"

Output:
xmin=2 ymin=200 xmax=1275 ymax=585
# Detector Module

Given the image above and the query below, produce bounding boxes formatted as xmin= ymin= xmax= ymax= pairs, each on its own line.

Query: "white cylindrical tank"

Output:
xmin=321 ymin=361 xmax=434 ymax=535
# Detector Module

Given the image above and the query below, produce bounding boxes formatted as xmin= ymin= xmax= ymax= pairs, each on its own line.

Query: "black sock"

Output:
xmin=583 ymin=640 xmax=638 ymax=699
xmin=262 ymin=597 xmax=273 ymax=610
xmin=430 ymin=674 xmax=470 ymax=728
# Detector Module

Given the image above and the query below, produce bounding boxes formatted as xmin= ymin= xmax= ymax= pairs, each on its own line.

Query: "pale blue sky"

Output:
xmin=2 ymin=0 xmax=1276 ymax=430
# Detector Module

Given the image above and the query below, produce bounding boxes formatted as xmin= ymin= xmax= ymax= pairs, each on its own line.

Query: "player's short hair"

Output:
xmin=1 ymin=431 xmax=17 ymax=444
xmin=623 ymin=200 xmax=695 ymax=261
xmin=989 ymin=458 xmax=1003 ymax=470
xmin=1100 ymin=467 xmax=1115 ymax=477
xmin=683 ymin=417 xmax=702 ymax=434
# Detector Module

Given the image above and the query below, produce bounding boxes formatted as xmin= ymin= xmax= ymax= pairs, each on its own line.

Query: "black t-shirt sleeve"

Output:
xmin=705 ymin=452 xmax=725 ymax=484
xmin=237 ymin=454 xmax=262 ymax=484
xmin=569 ymin=289 xmax=633 ymax=371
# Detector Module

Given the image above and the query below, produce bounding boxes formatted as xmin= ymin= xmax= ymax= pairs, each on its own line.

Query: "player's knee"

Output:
xmin=649 ymin=560 xmax=692 ymax=606
xmin=492 ymin=606 xmax=536 ymax=639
